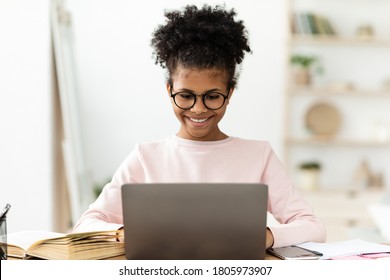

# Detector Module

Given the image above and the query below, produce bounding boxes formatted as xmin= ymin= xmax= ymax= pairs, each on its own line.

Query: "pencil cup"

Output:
xmin=0 ymin=217 xmax=7 ymax=260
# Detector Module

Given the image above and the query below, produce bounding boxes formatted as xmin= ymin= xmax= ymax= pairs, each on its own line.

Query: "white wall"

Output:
xmin=66 ymin=0 xmax=288 ymax=195
xmin=0 ymin=0 xmax=53 ymax=233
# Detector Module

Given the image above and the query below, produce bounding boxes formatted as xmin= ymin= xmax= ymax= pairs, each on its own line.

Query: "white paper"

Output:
xmin=296 ymin=239 xmax=390 ymax=259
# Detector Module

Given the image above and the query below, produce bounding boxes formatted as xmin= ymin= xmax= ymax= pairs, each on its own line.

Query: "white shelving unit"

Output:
xmin=285 ymin=0 xmax=390 ymax=242
xmin=285 ymin=0 xmax=390 ymax=190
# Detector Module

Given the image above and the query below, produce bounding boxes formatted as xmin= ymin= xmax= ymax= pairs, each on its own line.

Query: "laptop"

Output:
xmin=121 ymin=183 xmax=268 ymax=260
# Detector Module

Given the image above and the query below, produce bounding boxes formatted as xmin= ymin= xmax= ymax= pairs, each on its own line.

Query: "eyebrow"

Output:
xmin=174 ymin=88 xmax=224 ymax=93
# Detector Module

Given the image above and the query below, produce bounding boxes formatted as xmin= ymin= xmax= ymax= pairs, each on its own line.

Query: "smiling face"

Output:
xmin=167 ymin=67 xmax=233 ymax=141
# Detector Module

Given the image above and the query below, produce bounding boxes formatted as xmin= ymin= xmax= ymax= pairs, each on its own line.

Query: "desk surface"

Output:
xmin=106 ymin=254 xmax=279 ymax=260
xmin=9 ymin=253 xmax=279 ymax=260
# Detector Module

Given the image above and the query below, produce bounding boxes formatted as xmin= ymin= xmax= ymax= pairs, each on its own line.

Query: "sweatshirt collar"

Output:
xmin=171 ymin=134 xmax=234 ymax=146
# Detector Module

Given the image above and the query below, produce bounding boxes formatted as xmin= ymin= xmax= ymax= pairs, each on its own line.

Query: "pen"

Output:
xmin=0 ymin=247 xmax=5 ymax=260
xmin=0 ymin=203 xmax=10 ymax=260
xmin=0 ymin=203 xmax=11 ymax=220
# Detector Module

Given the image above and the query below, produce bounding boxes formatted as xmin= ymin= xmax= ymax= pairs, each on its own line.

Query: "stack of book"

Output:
xmin=292 ymin=12 xmax=336 ymax=36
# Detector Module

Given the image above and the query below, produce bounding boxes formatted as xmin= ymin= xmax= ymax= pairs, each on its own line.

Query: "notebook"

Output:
xmin=121 ymin=183 xmax=268 ymax=260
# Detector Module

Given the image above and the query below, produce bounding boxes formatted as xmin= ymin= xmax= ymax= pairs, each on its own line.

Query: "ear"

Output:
xmin=226 ymin=87 xmax=235 ymax=105
xmin=166 ymin=83 xmax=171 ymax=97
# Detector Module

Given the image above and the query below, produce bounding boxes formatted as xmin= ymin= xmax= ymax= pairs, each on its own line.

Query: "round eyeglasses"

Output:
xmin=170 ymin=87 xmax=230 ymax=110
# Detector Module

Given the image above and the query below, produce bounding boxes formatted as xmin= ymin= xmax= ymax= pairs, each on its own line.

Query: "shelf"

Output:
xmin=287 ymin=86 xmax=390 ymax=97
xmin=290 ymin=35 xmax=390 ymax=47
xmin=286 ymin=138 xmax=390 ymax=147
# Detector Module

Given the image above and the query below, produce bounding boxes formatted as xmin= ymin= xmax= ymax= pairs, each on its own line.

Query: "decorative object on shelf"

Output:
xmin=352 ymin=160 xmax=372 ymax=189
xmin=370 ymin=172 xmax=384 ymax=189
xmin=290 ymin=54 xmax=321 ymax=85
xmin=305 ymin=102 xmax=341 ymax=138
xmin=298 ymin=161 xmax=321 ymax=190
xmin=356 ymin=24 xmax=375 ymax=40
xmin=352 ymin=160 xmax=384 ymax=189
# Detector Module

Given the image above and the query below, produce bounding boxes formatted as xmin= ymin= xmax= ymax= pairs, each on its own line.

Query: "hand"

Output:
xmin=266 ymin=228 xmax=274 ymax=249
xmin=117 ymin=228 xmax=124 ymax=242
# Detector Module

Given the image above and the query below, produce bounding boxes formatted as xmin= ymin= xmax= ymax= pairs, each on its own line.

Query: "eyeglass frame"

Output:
xmin=169 ymin=83 xmax=231 ymax=110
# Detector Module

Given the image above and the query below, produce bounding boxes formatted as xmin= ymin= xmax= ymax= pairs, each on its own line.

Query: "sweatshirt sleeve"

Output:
xmin=261 ymin=143 xmax=327 ymax=247
xmin=73 ymin=144 xmax=145 ymax=233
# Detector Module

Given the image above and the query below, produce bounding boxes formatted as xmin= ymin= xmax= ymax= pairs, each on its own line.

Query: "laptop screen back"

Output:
xmin=121 ymin=183 xmax=268 ymax=260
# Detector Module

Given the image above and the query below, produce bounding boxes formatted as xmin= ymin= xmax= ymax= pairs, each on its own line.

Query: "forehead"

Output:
xmin=172 ymin=67 xmax=228 ymax=89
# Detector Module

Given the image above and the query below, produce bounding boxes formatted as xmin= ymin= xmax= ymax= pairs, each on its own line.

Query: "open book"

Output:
xmin=3 ymin=230 xmax=124 ymax=260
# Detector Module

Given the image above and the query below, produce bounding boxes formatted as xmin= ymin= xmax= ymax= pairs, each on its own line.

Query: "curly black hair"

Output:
xmin=151 ymin=4 xmax=251 ymax=88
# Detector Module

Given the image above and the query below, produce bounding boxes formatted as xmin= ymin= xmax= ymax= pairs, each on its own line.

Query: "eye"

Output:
xmin=177 ymin=92 xmax=195 ymax=100
xmin=205 ymin=92 xmax=222 ymax=100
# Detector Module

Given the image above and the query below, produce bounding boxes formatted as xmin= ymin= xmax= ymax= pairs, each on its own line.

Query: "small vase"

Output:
xmin=294 ymin=68 xmax=311 ymax=85
xmin=299 ymin=169 xmax=320 ymax=190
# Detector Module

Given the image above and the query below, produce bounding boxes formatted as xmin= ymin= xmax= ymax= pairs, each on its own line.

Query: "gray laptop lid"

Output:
xmin=121 ymin=183 xmax=268 ymax=260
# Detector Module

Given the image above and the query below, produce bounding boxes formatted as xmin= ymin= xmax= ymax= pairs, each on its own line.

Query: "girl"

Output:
xmin=74 ymin=4 xmax=326 ymax=249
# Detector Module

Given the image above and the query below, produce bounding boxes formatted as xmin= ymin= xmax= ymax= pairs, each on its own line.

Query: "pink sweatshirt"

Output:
xmin=74 ymin=135 xmax=326 ymax=247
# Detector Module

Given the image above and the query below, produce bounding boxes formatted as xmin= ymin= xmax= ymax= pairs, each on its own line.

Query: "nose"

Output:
xmin=190 ymin=95 xmax=207 ymax=114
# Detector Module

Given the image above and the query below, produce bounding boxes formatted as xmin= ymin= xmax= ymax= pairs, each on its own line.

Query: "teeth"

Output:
xmin=190 ymin=117 xmax=208 ymax=123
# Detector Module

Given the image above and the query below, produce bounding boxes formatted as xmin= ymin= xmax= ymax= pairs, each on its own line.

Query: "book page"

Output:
xmin=6 ymin=230 xmax=123 ymax=259
xmin=7 ymin=231 xmax=64 ymax=251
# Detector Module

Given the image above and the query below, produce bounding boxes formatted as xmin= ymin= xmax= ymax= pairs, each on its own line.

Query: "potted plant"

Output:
xmin=290 ymin=54 xmax=320 ymax=85
xmin=93 ymin=177 xmax=111 ymax=198
xmin=298 ymin=161 xmax=322 ymax=190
